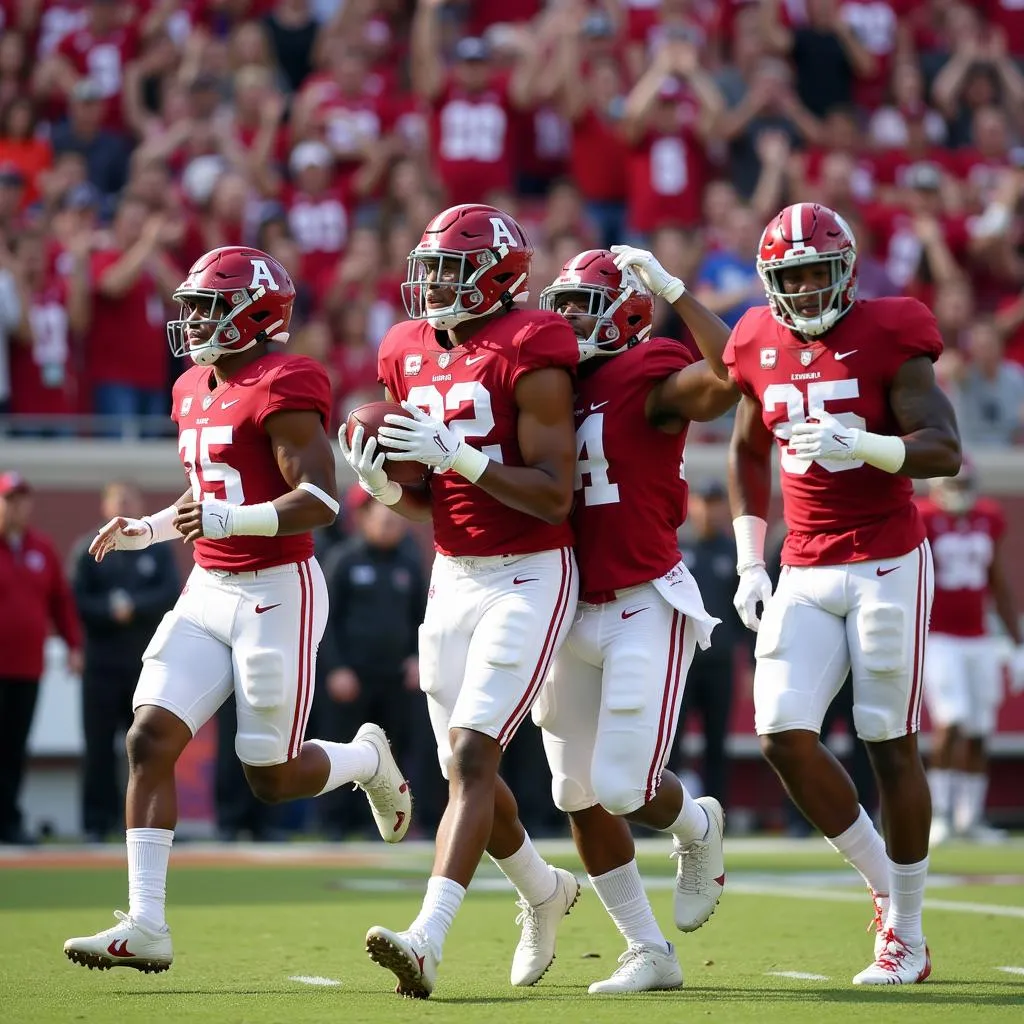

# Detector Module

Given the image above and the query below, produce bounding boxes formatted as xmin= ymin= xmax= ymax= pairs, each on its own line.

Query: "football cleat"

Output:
xmin=869 ymin=890 xmax=890 ymax=960
xmin=64 ymin=911 xmax=172 ymax=973
xmin=852 ymin=929 xmax=931 ymax=985
xmin=510 ymin=867 xmax=580 ymax=986
xmin=365 ymin=926 xmax=438 ymax=998
xmin=671 ymin=796 xmax=725 ymax=931
xmin=929 ymin=816 xmax=953 ymax=848
xmin=353 ymin=723 xmax=412 ymax=842
xmin=587 ymin=941 xmax=684 ymax=994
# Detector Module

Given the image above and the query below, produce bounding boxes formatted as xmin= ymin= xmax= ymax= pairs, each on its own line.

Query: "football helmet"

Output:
xmin=167 ymin=246 xmax=295 ymax=366
xmin=930 ymin=455 xmax=977 ymax=515
xmin=757 ymin=203 xmax=858 ymax=337
xmin=539 ymin=249 xmax=653 ymax=362
xmin=402 ymin=204 xmax=533 ymax=330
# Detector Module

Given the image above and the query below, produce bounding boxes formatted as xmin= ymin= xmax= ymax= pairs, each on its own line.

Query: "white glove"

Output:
xmin=610 ymin=244 xmax=685 ymax=303
xmin=1010 ymin=645 xmax=1024 ymax=696
xmin=339 ymin=422 xmax=401 ymax=503
xmin=734 ymin=565 xmax=774 ymax=632
xmin=787 ymin=409 xmax=860 ymax=463
xmin=379 ymin=401 xmax=489 ymax=482
xmin=88 ymin=516 xmax=153 ymax=562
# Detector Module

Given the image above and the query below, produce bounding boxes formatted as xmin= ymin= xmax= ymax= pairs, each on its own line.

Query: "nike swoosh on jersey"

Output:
xmin=513 ymin=575 xmax=539 ymax=585
xmin=834 ymin=350 xmax=858 ymax=361
xmin=255 ymin=603 xmax=282 ymax=614
xmin=222 ymin=399 xmax=240 ymax=409
xmin=590 ymin=401 xmax=610 ymax=411
xmin=465 ymin=355 xmax=486 ymax=365
xmin=621 ymin=606 xmax=650 ymax=619
xmin=875 ymin=567 xmax=899 ymax=577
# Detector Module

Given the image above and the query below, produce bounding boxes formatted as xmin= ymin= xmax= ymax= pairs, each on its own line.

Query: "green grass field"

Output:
xmin=2 ymin=838 xmax=1022 ymax=1023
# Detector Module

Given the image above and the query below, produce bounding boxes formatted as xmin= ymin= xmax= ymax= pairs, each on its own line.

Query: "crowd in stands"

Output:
xmin=0 ymin=0 xmax=1022 ymax=445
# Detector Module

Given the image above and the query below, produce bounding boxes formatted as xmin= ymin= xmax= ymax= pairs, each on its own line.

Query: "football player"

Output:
xmin=341 ymin=204 xmax=579 ymax=998
xmin=536 ymin=246 xmax=738 ymax=993
xmin=725 ymin=204 xmax=961 ymax=985
xmin=64 ymin=246 xmax=412 ymax=974
xmin=917 ymin=460 xmax=1024 ymax=844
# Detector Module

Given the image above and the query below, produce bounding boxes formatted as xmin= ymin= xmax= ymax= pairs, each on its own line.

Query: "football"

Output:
xmin=344 ymin=400 xmax=432 ymax=489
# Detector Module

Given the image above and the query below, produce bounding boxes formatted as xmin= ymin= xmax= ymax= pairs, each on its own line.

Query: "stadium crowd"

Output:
xmin=0 ymin=0 xmax=1023 ymax=443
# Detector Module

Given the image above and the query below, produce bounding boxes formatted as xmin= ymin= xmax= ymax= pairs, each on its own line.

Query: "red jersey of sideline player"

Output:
xmin=172 ymin=351 xmax=331 ymax=572
xmin=915 ymin=494 xmax=1005 ymax=638
xmin=378 ymin=309 xmax=578 ymax=558
xmin=724 ymin=297 xmax=943 ymax=566
xmin=573 ymin=336 xmax=696 ymax=597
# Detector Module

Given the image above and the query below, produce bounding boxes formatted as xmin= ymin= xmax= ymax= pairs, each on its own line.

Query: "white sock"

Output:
xmin=126 ymin=827 xmax=173 ymax=931
xmin=589 ymin=861 xmax=667 ymax=949
xmin=490 ymin=835 xmax=558 ymax=906
xmin=660 ymin=790 xmax=709 ymax=845
xmin=927 ymin=768 xmax=953 ymax=822
xmin=409 ymin=875 xmax=466 ymax=954
xmin=955 ymin=772 xmax=987 ymax=832
xmin=886 ymin=856 xmax=928 ymax=946
xmin=824 ymin=805 xmax=890 ymax=896
xmin=305 ymin=738 xmax=379 ymax=793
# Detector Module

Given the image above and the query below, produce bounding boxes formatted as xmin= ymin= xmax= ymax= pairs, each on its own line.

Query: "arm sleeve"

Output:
xmin=510 ymin=316 xmax=579 ymax=389
xmin=257 ymin=358 xmax=333 ymax=427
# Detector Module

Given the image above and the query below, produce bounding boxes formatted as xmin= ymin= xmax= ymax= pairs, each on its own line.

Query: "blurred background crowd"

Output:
xmin=0 ymin=0 xmax=1023 ymax=444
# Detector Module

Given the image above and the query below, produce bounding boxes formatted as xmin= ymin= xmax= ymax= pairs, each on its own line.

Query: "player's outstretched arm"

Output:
xmin=173 ymin=410 xmax=340 ymax=543
xmin=89 ymin=488 xmax=192 ymax=563
xmin=647 ymin=360 xmax=739 ymax=424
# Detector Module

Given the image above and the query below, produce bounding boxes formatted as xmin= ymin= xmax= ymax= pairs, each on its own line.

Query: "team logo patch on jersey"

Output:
xmin=799 ymin=349 xmax=814 ymax=367
xmin=437 ymin=352 xmax=451 ymax=369
xmin=181 ymin=396 xmax=192 ymax=416
xmin=202 ymin=395 xmax=214 ymax=411
xmin=404 ymin=353 xmax=423 ymax=376
xmin=760 ymin=348 xmax=777 ymax=369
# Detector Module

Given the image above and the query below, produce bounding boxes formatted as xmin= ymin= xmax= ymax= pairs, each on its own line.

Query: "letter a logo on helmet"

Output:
xmin=490 ymin=217 xmax=518 ymax=248
xmin=249 ymin=258 xmax=279 ymax=290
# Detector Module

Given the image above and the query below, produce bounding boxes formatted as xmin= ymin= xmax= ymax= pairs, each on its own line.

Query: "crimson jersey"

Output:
xmin=377 ymin=309 xmax=578 ymax=558
xmin=573 ymin=337 xmax=695 ymax=598
xmin=724 ymin=299 xmax=943 ymax=567
xmin=916 ymin=496 xmax=1005 ymax=637
xmin=171 ymin=353 xmax=332 ymax=572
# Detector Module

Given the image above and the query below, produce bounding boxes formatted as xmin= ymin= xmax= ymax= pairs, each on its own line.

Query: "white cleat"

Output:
xmin=588 ymin=941 xmax=684 ymax=994
xmin=929 ymin=816 xmax=953 ymax=848
xmin=353 ymin=723 xmax=412 ymax=842
xmin=510 ymin=867 xmax=580 ymax=986
xmin=64 ymin=911 xmax=172 ymax=973
xmin=869 ymin=890 xmax=890 ymax=960
xmin=671 ymin=796 xmax=725 ymax=931
xmin=852 ymin=929 xmax=932 ymax=986
xmin=365 ymin=926 xmax=438 ymax=998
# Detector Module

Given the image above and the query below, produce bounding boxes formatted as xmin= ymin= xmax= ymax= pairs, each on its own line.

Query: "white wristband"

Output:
xmin=229 ymin=502 xmax=280 ymax=536
xmin=449 ymin=443 xmax=490 ymax=483
xmin=297 ymin=481 xmax=340 ymax=516
xmin=142 ymin=505 xmax=179 ymax=544
xmin=733 ymin=515 xmax=767 ymax=572
xmin=362 ymin=479 xmax=403 ymax=506
xmin=852 ymin=430 xmax=906 ymax=475
xmin=661 ymin=278 xmax=686 ymax=304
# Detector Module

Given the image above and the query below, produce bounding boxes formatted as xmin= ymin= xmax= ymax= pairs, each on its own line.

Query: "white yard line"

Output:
xmin=765 ymin=971 xmax=831 ymax=981
xmin=996 ymin=966 xmax=1024 ymax=975
xmin=288 ymin=975 xmax=341 ymax=986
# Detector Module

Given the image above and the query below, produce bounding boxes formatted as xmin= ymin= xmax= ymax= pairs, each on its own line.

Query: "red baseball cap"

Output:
xmin=0 ymin=471 xmax=30 ymax=497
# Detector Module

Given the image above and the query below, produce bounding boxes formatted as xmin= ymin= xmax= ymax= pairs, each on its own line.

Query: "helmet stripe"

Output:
xmin=789 ymin=203 xmax=806 ymax=245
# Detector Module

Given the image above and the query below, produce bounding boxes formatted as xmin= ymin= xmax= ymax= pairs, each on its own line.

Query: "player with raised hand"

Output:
xmin=916 ymin=459 xmax=1024 ymax=844
xmin=725 ymin=204 xmax=961 ymax=985
xmin=535 ymin=245 xmax=738 ymax=994
xmin=64 ymin=246 xmax=412 ymax=975
xmin=341 ymin=204 xmax=580 ymax=999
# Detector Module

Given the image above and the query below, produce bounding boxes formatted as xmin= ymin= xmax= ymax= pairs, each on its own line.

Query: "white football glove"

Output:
xmin=610 ymin=244 xmax=685 ymax=303
xmin=787 ymin=409 xmax=860 ymax=463
xmin=88 ymin=516 xmax=153 ymax=562
xmin=338 ymin=422 xmax=400 ymax=503
xmin=379 ymin=401 xmax=489 ymax=481
xmin=1009 ymin=645 xmax=1024 ymax=696
xmin=734 ymin=565 xmax=774 ymax=632
xmin=199 ymin=498 xmax=235 ymax=540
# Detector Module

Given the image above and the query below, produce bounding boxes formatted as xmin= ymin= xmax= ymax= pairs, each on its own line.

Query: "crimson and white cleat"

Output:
xmin=671 ymin=796 xmax=725 ymax=931
xmin=510 ymin=867 xmax=581 ymax=986
xmin=64 ymin=911 xmax=172 ymax=973
xmin=353 ymin=723 xmax=412 ymax=842
xmin=365 ymin=926 xmax=438 ymax=998
xmin=869 ymin=890 xmax=890 ymax=960
xmin=852 ymin=929 xmax=931 ymax=985
xmin=587 ymin=941 xmax=684 ymax=994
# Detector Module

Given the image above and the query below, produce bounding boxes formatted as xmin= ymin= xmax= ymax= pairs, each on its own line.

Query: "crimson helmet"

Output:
xmin=757 ymin=203 xmax=858 ymax=337
xmin=930 ymin=454 xmax=977 ymax=515
xmin=167 ymin=246 xmax=295 ymax=366
xmin=402 ymin=204 xmax=533 ymax=330
xmin=539 ymin=249 xmax=653 ymax=362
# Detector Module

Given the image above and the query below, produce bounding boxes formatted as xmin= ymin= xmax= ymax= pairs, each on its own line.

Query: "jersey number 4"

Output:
xmin=179 ymin=426 xmax=245 ymax=504
xmin=764 ymin=379 xmax=867 ymax=475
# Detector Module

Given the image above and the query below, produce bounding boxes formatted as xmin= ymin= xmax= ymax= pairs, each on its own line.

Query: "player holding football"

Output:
xmin=340 ymin=204 xmax=580 ymax=998
xmin=916 ymin=460 xmax=1024 ymax=844
xmin=64 ymin=246 xmax=412 ymax=974
xmin=725 ymin=204 xmax=961 ymax=985
xmin=536 ymin=246 xmax=737 ymax=993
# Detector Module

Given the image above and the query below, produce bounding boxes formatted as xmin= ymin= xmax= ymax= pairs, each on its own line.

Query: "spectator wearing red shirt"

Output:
xmin=84 ymin=196 xmax=182 ymax=431
xmin=0 ymin=98 xmax=53 ymax=208
xmin=0 ymin=472 xmax=83 ymax=844
xmin=622 ymin=38 xmax=723 ymax=238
